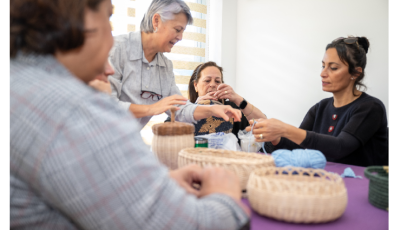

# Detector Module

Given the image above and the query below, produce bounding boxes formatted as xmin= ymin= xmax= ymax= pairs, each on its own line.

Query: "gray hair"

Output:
xmin=140 ymin=0 xmax=193 ymax=33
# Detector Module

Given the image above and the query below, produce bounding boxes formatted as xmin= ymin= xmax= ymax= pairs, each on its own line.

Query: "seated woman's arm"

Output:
xmin=272 ymin=130 xmax=360 ymax=160
xmin=213 ymin=84 xmax=267 ymax=120
xmin=250 ymin=103 xmax=318 ymax=148
xmin=249 ymin=101 xmax=384 ymax=160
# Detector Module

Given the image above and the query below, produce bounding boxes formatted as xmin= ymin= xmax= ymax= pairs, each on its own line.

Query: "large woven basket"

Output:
xmin=364 ymin=166 xmax=388 ymax=211
xmin=178 ymin=148 xmax=275 ymax=190
xmin=247 ymin=167 xmax=348 ymax=223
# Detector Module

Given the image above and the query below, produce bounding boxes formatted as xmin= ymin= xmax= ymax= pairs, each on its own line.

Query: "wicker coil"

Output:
xmin=178 ymin=148 xmax=275 ymax=190
xmin=364 ymin=166 xmax=388 ymax=211
xmin=247 ymin=167 xmax=348 ymax=223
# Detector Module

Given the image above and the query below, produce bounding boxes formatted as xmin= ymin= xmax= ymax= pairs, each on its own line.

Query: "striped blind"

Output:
xmin=110 ymin=0 xmax=137 ymax=36
xmin=110 ymin=0 xmax=208 ymax=146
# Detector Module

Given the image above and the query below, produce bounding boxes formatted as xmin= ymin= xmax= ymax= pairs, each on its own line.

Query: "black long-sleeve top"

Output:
xmin=267 ymin=92 xmax=388 ymax=167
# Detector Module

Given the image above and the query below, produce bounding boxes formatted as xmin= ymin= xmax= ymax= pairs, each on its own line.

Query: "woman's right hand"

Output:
xmin=195 ymin=92 xmax=218 ymax=103
xmin=148 ymin=95 xmax=188 ymax=116
xmin=245 ymin=118 xmax=284 ymax=144
xmin=210 ymin=105 xmax=242 ymax=122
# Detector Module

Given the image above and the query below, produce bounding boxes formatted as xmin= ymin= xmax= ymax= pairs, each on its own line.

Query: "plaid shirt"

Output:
xmin=10 ymin=54 xmax=249 ymax=230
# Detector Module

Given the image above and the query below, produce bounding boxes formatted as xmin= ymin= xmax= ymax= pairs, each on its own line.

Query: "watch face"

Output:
xmin=240 ymin=99 xmax=247 ymax=109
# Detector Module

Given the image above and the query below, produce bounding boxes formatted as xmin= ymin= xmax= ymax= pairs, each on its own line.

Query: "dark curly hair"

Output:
xmin=326 ymin=36 xmax=370 ymax=96
xmin=10 ymin=0 xmax=105 ymax=58
xmin=188 ymin=61 xmax=224 ymax=103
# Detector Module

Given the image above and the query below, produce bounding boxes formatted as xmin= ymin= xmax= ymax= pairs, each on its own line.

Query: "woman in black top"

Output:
xmin=187 ymin=61 xmax=267 ymax=141
xmin=248 ymin=36 xmax=388 ymax=167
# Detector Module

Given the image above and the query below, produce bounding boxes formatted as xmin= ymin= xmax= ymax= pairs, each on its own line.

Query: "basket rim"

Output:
xmin=364 ymin=166 xmax=389 ymax=182
xmin=249 ymin=167 xmax=346 ymax=186
xmin=178 ymin=148 xmax=274 ymax=165
xmin=247 ymin=167 xmax=347 ymax=197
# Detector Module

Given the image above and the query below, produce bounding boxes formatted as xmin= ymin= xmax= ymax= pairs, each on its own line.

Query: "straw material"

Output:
xmin=152 ymin=134 xmax=194 ymax=170
xmin=152 ymin=122 xmax=194 ymax=136
xmin=178 ymin=148 xmax=275 ymax=190
xmin=364 ymin=166 xmax=388 ymax=211
xmin=247 ymin=167 xmax=348 ymax=223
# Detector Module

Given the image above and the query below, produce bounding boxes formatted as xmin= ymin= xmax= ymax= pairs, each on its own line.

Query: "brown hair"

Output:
xmin=188 ymin=61 xmax=224 ymax=103
xmin=326 ymin=36 xmax=370 ymax=96
xmin=10 ymin=0 xmax=104 ymax=58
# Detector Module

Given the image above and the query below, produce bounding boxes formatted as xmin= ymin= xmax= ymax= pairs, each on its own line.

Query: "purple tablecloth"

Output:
xmin=242 ymin=162 xmax=388 ymax=230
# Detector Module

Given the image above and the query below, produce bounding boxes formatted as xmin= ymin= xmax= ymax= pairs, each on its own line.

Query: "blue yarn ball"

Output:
xmin=272 ymin=149 xmax=326 ymax=169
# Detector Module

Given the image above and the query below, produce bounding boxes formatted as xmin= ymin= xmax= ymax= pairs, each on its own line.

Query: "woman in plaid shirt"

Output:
xmin=10 ymin=0 xmax=250 ymax=229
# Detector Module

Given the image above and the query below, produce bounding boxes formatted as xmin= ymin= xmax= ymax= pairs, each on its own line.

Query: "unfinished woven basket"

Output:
xmin=152 ymin=109 xmax=195 ymax=170
xmin=178 ymin=148 xmax=275 ymax=190
xmin=247 ymin=167 xmax=348 ymax=223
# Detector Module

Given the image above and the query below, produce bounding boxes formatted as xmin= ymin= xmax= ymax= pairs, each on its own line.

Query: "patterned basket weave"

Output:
xmin=151 ymin=109 xmax=195 ymax=170
xmin=247 ymin=167 xmax=348 ymax=223
xmin=194 ymin=100 xmax=234 ymax=136
xmin=178 ymin=148 xmax=275 ymax=190
xmin=364 ymin=166 xmax=388 ymax=211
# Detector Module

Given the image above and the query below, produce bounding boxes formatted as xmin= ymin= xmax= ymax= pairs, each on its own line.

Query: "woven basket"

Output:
xmin=178 ymin=148 xmax=275 ymax=190
xmin=151 ymin=109 xmax=195 ymax=170
xmin=247 ymin=167 xmax=348 ymax=223
xmin=364 ymin=166 xmax=388 ymax=211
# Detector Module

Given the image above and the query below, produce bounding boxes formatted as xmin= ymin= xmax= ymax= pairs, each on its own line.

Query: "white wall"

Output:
xmin=232 ymin=0 xmax=389 ymax=126
xmin=207 ymin=0 xmax=238 ymax=87
xmin=220 ymin=0 xmax=238 ymax=87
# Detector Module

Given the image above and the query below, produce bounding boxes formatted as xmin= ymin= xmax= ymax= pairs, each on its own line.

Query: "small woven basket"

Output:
xmin=151 ymin=108 xmax=195 ymax=170
xmin=178 ymin=148 xmax=275 ymax=190
xmin=364 ymin=166 xmax=388 ymax=211
xmin=247 ymin=167 xmax=348 ymax=223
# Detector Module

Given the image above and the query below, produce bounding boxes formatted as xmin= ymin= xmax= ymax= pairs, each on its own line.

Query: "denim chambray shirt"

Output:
xmin=108 ymin=31 xmax=198 ymax=129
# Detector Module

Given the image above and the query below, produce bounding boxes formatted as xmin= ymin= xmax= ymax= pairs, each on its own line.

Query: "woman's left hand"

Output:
xmin=213 ymin=84 xmax=243 ymax=104
xmin=245 ymin=118 xmax=286 ymax=143
xmin=169 ymin=164 xmax=203 ymax=197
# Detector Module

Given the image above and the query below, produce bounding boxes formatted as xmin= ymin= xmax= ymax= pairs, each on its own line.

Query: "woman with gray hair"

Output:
xmin=109 ymin=0 xmax=241 ymax=128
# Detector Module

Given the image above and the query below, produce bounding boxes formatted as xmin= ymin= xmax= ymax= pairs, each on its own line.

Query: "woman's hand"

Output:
xmin=213 ymin=84 xmax=243 ymax=105
xmin=195 ymin=92 xmax=218 ymax=103
xmin=198 ymin=167 xmax=242 ymax=201
xmin=245 ymin=118 xmax=286 ymax=144
xmin=169 ymin=164 xmax=203 ymax=197
xmin=210 ymin=105 xmax=242 ymax=122
xmin=148 ymin=95 xmax=188 ymax=116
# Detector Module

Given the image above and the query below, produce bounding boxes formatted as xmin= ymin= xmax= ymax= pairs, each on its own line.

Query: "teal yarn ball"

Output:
xmin=272 ymin=149 xmax=326 ymax=169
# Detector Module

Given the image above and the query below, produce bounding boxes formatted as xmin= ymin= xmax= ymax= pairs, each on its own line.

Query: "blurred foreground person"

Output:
xmin=10 ymin=0 xmax=250 ymax=229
